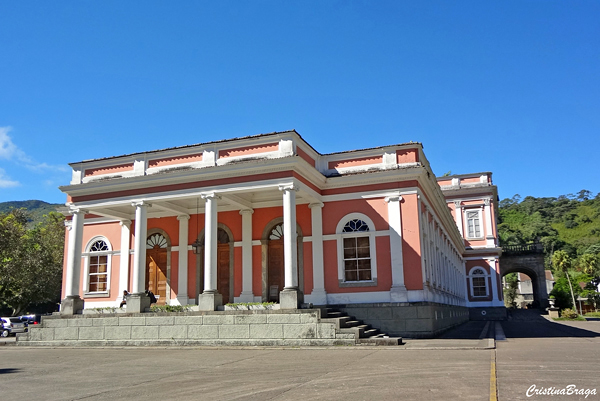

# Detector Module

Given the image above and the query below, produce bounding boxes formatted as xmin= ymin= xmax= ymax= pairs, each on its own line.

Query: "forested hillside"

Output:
xmin=498 ymin=190 xmax=600 ymax=257
xmin=0 ymin=200 xmax=62 ymax=227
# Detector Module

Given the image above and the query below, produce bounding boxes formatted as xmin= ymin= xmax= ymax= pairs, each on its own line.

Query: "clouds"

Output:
xmin=0 ymin=126 xmax=67 ymax=172
xmin=0 ymin=167 xmax=20 ymax=188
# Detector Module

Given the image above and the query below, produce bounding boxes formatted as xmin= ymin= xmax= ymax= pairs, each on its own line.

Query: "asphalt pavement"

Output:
xmin=0 ymin=311 xmax=599 ymax=401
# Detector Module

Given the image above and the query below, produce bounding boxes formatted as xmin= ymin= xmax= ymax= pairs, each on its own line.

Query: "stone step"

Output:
xmin=362 ymin=328 xmax=380 ymax=338
xmin=358 ymin=337 xmax=402 ymax=346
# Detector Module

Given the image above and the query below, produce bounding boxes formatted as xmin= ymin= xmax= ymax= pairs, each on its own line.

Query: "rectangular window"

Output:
xmin=466 ymin=210 xmax=482 ymax=238
xmin=472 ymin=276 xmax=487 ymax=297
xmin=343 ymin=237 xmax=372 ymax=281
xmin=89 ymin=255 xmax=108 ymax=292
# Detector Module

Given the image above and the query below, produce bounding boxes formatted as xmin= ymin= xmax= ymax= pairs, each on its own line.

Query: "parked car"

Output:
xmin=19 ymin=314 xmax=43 ymax=326
xmin=1 ymin=317 xmax=28 ymax=337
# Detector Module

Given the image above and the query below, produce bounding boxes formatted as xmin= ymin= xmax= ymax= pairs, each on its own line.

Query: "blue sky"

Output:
xmin=1 ymin=1 xmax=598 ymax=204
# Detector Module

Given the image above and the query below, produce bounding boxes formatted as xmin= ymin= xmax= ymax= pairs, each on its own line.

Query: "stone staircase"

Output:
xmin=319 ymin=307 xmax=402 ymax=345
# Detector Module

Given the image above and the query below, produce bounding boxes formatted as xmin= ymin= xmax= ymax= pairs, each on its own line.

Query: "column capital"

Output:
xmin=177 ymin=215 xmax=190 ymax=221
xmin=453 ymin=200 xmax=462 ymax=208
xmin=384 ymin=195 xmax=402 ymax=203
xmin=131 ymin=200 xmax=151 ymax=208
xmin=483 ymin=198 xmax=491 ymax=206
xmin=308 ymin=202 xmax=324 ymax=209
xmin=64 ymin=220 xmax=73 ymax=229
xmin=201 ymin=192 xmax=221 ymax=200
xmin=278 ymin=183 xmax=298 ymax=192
xmin=68 ymin=207 xmax=88 ymax=215
xmin=239 ymin=208 xmax=254 ymax=215
xmin=120 ymin=219 xmax=132 ymax=227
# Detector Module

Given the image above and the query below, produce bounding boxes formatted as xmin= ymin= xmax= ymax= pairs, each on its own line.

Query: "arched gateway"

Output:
xmin=500 ymin=243 xmax=549 ymax=308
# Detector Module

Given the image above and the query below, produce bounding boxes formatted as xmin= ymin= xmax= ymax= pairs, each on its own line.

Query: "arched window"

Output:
xmin=336 ymin=213 xmax=377 ymax=286
xmin=84 ymin=237 xmax=112 ymax=295
xmin=469 ymin=267 xmax=489 ymax=297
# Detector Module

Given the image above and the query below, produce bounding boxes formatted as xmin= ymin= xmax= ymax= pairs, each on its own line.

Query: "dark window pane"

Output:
xmin=345 ymin=270 xmax=358 ymax=281
xmin=344 ymin=260 xmax=357 ymax=271
xmin=356 ymin=236 xmax=369 ymax=247
xmin=358 ymin=270 xmax=372 ymax=281
xmin=344 ymin=248 xmax=357 ymax=258
xmin=357 ymin=259 xmax=371 ymax=270
xmin=357 ymin=246 xmax=370 ymax=258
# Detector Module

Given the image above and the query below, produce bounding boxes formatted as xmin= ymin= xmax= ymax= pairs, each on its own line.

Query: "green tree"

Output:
xmin=0 ymin=209 xmax=64 ymax=316
xmin=552 ymin=250 xmax=578 ymax=314
xmin=503 ymin=273 xmax=519 ymax=308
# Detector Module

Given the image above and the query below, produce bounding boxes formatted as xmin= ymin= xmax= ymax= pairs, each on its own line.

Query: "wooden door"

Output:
xmin=217 ymin=243 xmax=230 ymax=304
xmin=146 ymin=248 xmax=168 ymax=305
xmin=268 ymin=239 xmax=284 ymax=301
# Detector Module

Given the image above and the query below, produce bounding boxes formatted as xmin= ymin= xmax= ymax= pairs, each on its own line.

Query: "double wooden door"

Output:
xmin=146 ymin=247 xmax=167 ymax=305
xmin=217 ymin=243 xmax=231 ymax=304
xmin=268 ymin=239 xmax=284 ymax=301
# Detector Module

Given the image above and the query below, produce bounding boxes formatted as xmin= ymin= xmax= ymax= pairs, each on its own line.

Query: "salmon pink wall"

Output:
xmin=401 ymin=194 xmax=423 ymax=290
xmin=219 ymin=143 xmax=278 ymax=158
xmin=84 ymin=163 xmax=133 ymax=177
xmin=396 ymin=148 xmax=419 ymax=164
xmin=323 ymin=240 xmax=338 ymax=293
xmin=148 ymin=153 xmax=203 ymax=168
xmin=78 ymin=222 xmax=123 ymax=301
xmin=328 ymin=155 xmax=382 ymax=170
xmin=322 ymin=198 xmax=388 ymax=235
xmin=296 ymin=147 xmax=316 ymax=167
xmin=303 ymin=242 xmax=313 ymax=294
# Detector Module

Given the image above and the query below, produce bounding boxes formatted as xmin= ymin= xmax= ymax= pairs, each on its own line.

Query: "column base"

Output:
xmin=126 ymin=293 xmax=151 ymax=313
xmin=61 ymin=296 xmax=84 ymax=315
xmin=306 ymin=289 xmax=327 ymax=305
xmin=174 ymin=295 xmax=189 ymax=306
xmin=390 ymin=285 xmax=409 ymax=302
xmin=198 ymin=292 xmax=223 ymax=311
xmin=237 ymin=291 xmax=255 ymax=303
xmin=280 ymin=288 xmax=303 ymax=309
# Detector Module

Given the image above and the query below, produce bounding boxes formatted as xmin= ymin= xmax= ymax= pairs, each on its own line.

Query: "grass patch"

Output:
xmin=552 ymin=316 xmax=586 ymax=321
xmin=583 ymin=312 xmax=600 ymax=318
xmin=149 ymin=304 xmax=193 ymax=313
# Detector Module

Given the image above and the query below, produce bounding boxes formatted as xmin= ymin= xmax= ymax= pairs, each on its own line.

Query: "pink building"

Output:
xmin=59 ymin=130 xmax=503 ymax=336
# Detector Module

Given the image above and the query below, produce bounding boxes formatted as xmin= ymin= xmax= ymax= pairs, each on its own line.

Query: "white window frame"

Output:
xmin=336 ymin=213 xmax=378 ymax=287
xmin=82 ymin=236 xmax=113 ymax=297
xmin=464 ymin=208 xmax=484 ymax=239
xmin=468 ymin=267 xmax=489 ymax=298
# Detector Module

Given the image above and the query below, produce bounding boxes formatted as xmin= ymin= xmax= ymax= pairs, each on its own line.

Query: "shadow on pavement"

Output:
xmin=0 ymin=368 xmax=22 ymax=375
xmin=436 ymin=309 xmax=600 ymax=339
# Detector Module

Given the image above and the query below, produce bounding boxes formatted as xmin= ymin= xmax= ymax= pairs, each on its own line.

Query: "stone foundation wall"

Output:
xmin=468 ymin=307 xmax=507 ymax=321
xmin=17 ymin=309 xmax=355 ymax=347
xmin=333 ymin=303 xmax=469 ymax=338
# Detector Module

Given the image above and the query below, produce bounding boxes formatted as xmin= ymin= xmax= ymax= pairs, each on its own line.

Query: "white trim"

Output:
xmin=83 ymin=236 xmax=113 ymax=297
xmin=336 ymin=213 xmax=378 ymax=285
xmin=464 ymin=208 xmax=484 ymax=240
xmin=468 ymin=266 xmax=489 ymax=298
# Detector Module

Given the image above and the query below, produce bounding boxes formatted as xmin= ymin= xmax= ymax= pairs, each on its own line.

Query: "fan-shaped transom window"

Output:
xmin=87 ymin=239 xmax=110 ymax=293
xmin=343 ymin=219 xmax=370 ymax=233
xmin=470 ymin=267 xmax=488 ymax=297
xmin=147 ymin=234 xmax=168 ymax=249
xmin=340 ymin=217 xmax=373 ymax=282
xmin=269 ymin=224 xmax=284 ymax=240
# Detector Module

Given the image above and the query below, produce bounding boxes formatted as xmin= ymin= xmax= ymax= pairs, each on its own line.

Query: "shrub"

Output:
xmin=560 ymin=308 xmax=578 ymax=319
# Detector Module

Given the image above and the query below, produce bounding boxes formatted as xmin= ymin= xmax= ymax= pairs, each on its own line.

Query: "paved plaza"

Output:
xmin=1 ymin=314 xmax=599 ymax=400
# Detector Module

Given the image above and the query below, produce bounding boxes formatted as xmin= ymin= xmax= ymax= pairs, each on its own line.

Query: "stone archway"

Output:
xmin=500 ymin=246 xmax=549 ymax=308
xmin=260 ymin=218 xmax=304 ymax=302
xmin=195 ymin=223 xmax=235 ymax=304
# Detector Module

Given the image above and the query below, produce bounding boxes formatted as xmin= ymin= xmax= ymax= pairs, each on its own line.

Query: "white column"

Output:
xmin=386 ymin=195 xmax=408 ymax=302
xmin=239 ymin=209 xmax=255 ymax=302
xmin=176 ymin=215 xmax=190 ymax=305
xmin=489 ymin=258 xmax=499 ymax=304
xmin=132 ymin=201 xmax=150 ymax=294
xmin=280 ymin=184 xmax=298 ymax=289
xmin=483 ymin=198 xmax=495 ymax=247
xmin=453 ymin=201 xmax=463 ymax=237
xmin=202 ymin=192 xmax=220 ymax=292
xmin=309 ymin=202 xmax=327 ymax=304
xmin=64 ymin=208 xmax=86 ymax=298
xmin=118 ymin=220 xmax=131 ymax=295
